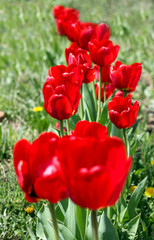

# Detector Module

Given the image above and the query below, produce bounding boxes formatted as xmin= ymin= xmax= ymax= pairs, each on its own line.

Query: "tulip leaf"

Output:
xmin=58 ymin=222 xmax=78 ymax=240
xmin=36 ymin=203 xmax=78 ymax=240
xmin=83 ymin=108 xmax=92 ymax=122
xmin=64 ymin=199 xmax=77 ymax=237
xmin=82 ymin=83 xmax=97 ymax=121
xmin=98 ymin=212 xmax=119 ymax=240
xmin=116 ymin=194 xmax=127 ymax=223
xmin=27 ymin=226 xmax=36 ymax=240
xmin=85 ymin=212 xmax=92 ymax=240
xmin=36 ymin=204 xmax=54 ymax=240
xmin=76 ymin=206 xmax=87 ymax=240
xmin=99 ymin=101 xmax=108 ymax=125
xmin=70 ymin=113 xmax=81 ymax=129
xmin=106 ymin=120 xmax=112 ymax=135
xmin=55 ymin=202 xmax=65 ymax=222
xmin=126 ymin=214 xmax=140 ymax=240
xmin=83 ymin=102 xmax=94 ymax=121
xmin=110 ymin=123 xmax=123 ymax=140
xmin=128 ymin=177 xmax=147 ymax=219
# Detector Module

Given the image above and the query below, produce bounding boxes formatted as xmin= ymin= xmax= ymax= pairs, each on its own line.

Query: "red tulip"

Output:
xmin=52 ymin=6 xmax=79 ymax=35
xmin=43 ymin=65 xmax=83 ymax=120
xmin=52 ymin=5 xmax=65 ymax=19
xmin=95 ymin=83 xmax=115 ymax=102
xmin=110 ymin=61 xmax=142 ymax=93
xmin=88 ymin=39 xmax=120 ymax=67
xmin=67 ymin=22 xmax=110 ymax=50
xmin=65 ymin=43 xmax=95 ymax=83
xmin=13 ymin=132 xmax=67 ymax=203
xmin=73 ymin=120 xmax=108 ymax=140
xmin=57 ymin=135 xmax=132 ymax=210
xmin=53 ymin=5 xmax=79 ymax=19
xmin=108 ymin=95 xmax=139 ymax=129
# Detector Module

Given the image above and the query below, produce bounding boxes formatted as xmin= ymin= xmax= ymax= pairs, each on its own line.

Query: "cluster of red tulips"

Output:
xmin=13 ymin=4 xmax=142 ymax=239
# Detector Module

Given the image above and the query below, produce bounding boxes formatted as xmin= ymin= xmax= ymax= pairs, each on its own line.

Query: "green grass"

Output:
xmin=0 ymin=0 xmax=154 ymax=239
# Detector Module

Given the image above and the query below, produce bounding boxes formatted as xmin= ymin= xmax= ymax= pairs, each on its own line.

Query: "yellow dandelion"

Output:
xmin=151 ymin=160 xmax=154 ymax=165
xmin=33 ymin=106 xmax=43 ymax=112
xmin=25 ymin=205 xmax=34 ymax=214
xmin=144 ymin=187 xmax=154 ymax=198
xmin=129 ymin=185 xmax=137 ymax=194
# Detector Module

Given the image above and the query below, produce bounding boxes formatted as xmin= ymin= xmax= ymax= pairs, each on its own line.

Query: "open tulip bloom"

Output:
xmin=108 ymin=95 xmax=139 ymax=129
xmin=88 ymin=39 xmax=120 ymax=67
xmin=65 ymin=21 xmax=111 ymax=50
xmin=52 ymin=5 xmax=79 ymax=36
xmin=65 ymin=42 xmax=95 ymax=84
xmin=43 ymin=64 xmax=83 ymax=120
xmin=13 ymin=121 xmax=131 ymax=210
xmin=110 ymin=61 xmax=142 ymax=92
xmin=13 ymin=132 xmax=68 ymax=203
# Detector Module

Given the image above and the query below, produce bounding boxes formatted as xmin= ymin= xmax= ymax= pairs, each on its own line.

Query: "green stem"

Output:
xmin=80 ymin=85 xmax=84 ymax=119
xmin=123 ymin=90 xmax=127 ymax=98
xmin=104 ymin=83 xmax=106 ymax=103
xmin=92 ymin=81 xmax=97 ymax=109
xmin=60 ymin=120 xmax=64 ymax=137
xmin=123 ymin=128 xmax=128 ymax=157
xmin=96 ymin=67 xmax=102 ymax=122
xmin=91 ymin=210 xmax=98 ymax=240
xmin=48 ymin=203 xmax=59 ymax=240
xmin=66 ymin=119 xmax=70 ymax=135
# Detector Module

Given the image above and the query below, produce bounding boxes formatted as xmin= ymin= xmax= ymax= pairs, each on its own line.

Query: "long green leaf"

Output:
xmin=85 ymin=212 xmax=92 ymax=240
xmin=36 ymin=204 xmax=54 ymax=240
xmin=110 ymin=123 xmax=123 ymax=139
xmin=128 ymin=177 xmax=147 ymax=219
xmin=99 ymin=101 xmax=108 ymax=125
xmin=27 ymin=226 xmax=36 ymax=240
xmin=82 ymin=83 xmax=97 ymax=121
xmin=76 ymin=206 xmax=87 ymax=240
xmin=116 ymin=194 xmax=127 ymax=223
xmin=98 ymin=213 xmax=119 ymax=240
xmin=58 ymin=222 xmax=77 ymax=240
xmin=64 ymin=199 xmax=77 ymax=237
xmin=126 ymin=214 xmax=140 ymax=240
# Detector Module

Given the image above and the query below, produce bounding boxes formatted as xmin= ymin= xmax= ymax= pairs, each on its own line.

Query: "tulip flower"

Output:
xmin=65 ymin=43 xmax=95 ymax=83
xmin=13 ymin=132 xmax=68 ymax=203
xmin=110 ymin=61 xmax=142 ymax=92
xmin=67 ymin=22 xmax=110 ymax=50
xmin=95 ymin=83 xmax=115 ymax=102
xmin=52 ymin=6 xmax=79 ymax=35
xmin=52 ymin=5 xmax=65 ymax=19
xmin=53 ymin=5 xmax=79 ymax=20
xmin=108 ymin=95 xmax=139 ymax=129
xmin=72 ymin=120 xmax=108 ymax=140
xmin=43 ymin=64 xmax=83 ymax=120
xmin=88 ymin=39 xmax=120 ymax=67
xmin=57 ymin=135 xmax=132 ymax=210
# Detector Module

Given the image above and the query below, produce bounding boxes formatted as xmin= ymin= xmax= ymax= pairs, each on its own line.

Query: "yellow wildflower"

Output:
xmin=33 ymin=106 xmax=43 ymax=112
xmin=151 ymin=160 xmax=154 ymax=165
xmin=25 ymin=205 xmax=34 ymax=214
xmin=129 ymin=185 xmax=137 ymax=194
xmin=144 ymin=187 xmax=154 ymax=198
